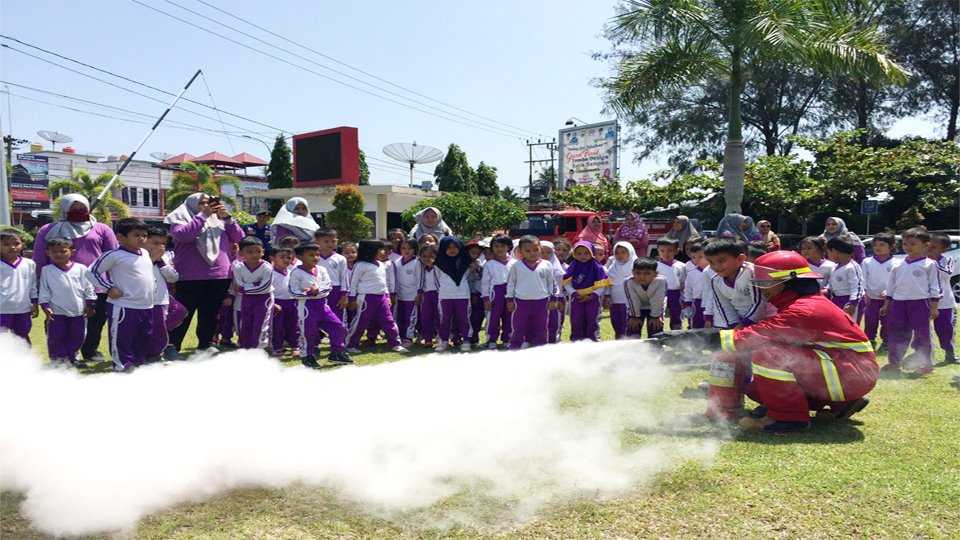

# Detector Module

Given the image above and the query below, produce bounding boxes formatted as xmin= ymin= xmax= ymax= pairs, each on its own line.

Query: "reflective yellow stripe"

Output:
xmin=813 ymin=340 xmax=874 ymax=353
xmin=707 ymin=359 xmax=735 ymax=387
xmin=767 ymin=266 xmax=812 ymax=278
xmin=720 ymin=329 xmax=736 ymax=352
xmin=815 ymin=350 xmax=846 ymax=402
xmin=752 ymin=364 xmax=797 ymax=383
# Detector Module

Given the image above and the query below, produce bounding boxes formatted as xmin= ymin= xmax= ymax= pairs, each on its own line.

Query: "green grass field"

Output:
xmin=3 ymin=314 xmax=959 ymax=539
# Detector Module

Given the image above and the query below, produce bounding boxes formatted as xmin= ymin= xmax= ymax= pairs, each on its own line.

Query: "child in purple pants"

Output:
xmin=233 ymin=237 xmax=274 ymax=349
xmin=861 ymin=233 xmax=897 ymax=348
xmin=0 ymin=232 xmax=38 ymax=342
xmin=145 ymin=229 xmax=179 ymax=361
xmin=435 ymin=237 xmax=473 ymax=352
xmin=563 ymin=241 xmax=609 ymax=341
xmin=655 ymin=238 xmax=685 ymax=331
xmin=604 ymin=241 xmax=637 ymax=339
xmin=288 ymin=243 xmax=352 ymax=367
xmin=507 ymin=236 xmax=557 ymax=349
xmin=929 ymin=233 xmax=956 ymax=364
xmin=481 ymin=235 xmax=514 ymax=349
xmin=346 ymin=240 xmax=406 ymax=352
xmin=391 ymin=239 xmax=420 ymax=345
xmin=39 ymin=238 xmax=96 ymax=364
xmin=417 ymin=245 xmax=440 ymax=347
xmin=271 ymin=248 xmax=300 ymax=356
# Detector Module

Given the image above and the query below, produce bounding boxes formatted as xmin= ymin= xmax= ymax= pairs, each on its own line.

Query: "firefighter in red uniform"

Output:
xmin=656 ymin=251 xmax=878 ymax=434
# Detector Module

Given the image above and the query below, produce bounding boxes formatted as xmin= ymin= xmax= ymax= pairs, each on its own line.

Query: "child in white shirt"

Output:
xmin=39 ymin=237 xmax=95 ymax=364
xmin=506 ymin=235 xmax=557 ymax=349
xmin=0 ymin=231 xmax=38 ymax=342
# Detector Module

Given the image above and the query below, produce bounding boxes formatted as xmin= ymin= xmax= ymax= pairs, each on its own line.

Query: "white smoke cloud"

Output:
xmin=0 ymin=334 xmax=717 ymax=537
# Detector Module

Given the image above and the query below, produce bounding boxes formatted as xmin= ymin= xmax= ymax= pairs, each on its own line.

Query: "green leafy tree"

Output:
xmin=358 ymin=149 xmax=370 ymax=186
xmin=231 ymin=209 xmax=257 ymax=226
xmin=47 ymin=169 xmax=128 ymax=224
xmin=165 ymin=162 xmax=242 ymax=211
xmin=402 ymin=192 xmax=526 ymax=237
xmin=266 ymin=134 xmax=293 ymax=212
xmin=326 ymin=184 xmax=373 ymax=241
xmin=604 ymin=0 xmax=908 ymax=214
xmin=434 ymin=144 xmax=477 ymax=194
xmin=500 ymin=186 xmax=523 ymax=204
xmin=0 ymin=225 xmax=34 ymax=247
xmin=475 ymin=161 xmax=499 ymax=197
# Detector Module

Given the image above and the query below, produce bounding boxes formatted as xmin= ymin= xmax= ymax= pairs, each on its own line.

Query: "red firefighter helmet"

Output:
xmin=752 ymin=250 xmax=822 ymax=288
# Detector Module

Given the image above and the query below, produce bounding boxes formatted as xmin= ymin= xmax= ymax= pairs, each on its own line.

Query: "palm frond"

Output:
xmin=614 ymin=0 xmax=719 ymax=44
xmin=46 ymin=179 xmax=84 ymax=196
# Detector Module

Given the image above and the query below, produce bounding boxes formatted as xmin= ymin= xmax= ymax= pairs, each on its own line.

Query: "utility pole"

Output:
xmin=0 ymin=113 xmax=9 ymax=226
xmin=524 ymin=138 xmax=557 ymax=205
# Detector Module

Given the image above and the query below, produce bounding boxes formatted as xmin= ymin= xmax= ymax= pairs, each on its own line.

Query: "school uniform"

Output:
xmin=391 ymin=257 xmax=420 ymax=342
xmin=233 ymin=260 xmax=274 ymax=349
xmin=657 ymin=259 xmax=686 ymax=330
xmin=89 ymin=247 xmax=156 ymax=370
xmin=683 ymin=262 xmax=708 ymax=329
xmin=467 ymin=261 xmax=485 ymax=344
xmin=147 ymin=258 xmax=179 ymax=357
xmin=827 ymin=260 xmax=864 ymax=318
xmin=885 ymin=256 xmax=941 ymax=369
xmin=808 ymin=258 xmax=837 ymax=290
xmin=932 ymin=255 xmax=956 ymax=359
xmin=288 ymin=265 xmax=346 ymax=358
xmin=418 ymin=265 xmax=440 ymax=343
xmin=624 ymin=276 xmax=667 ymax=337
xmin=563 ymin=258 xmax=609 ymax=342
xmin=605 ymin=259 xmax=635 ymax=339
xmin=271 ymin=267 xmax=299 ymax=354
xmin=861 ymin=255 xmax=898 ymax=343
xmin=317 ymin=251 xmax=348 ymax=324
xmin=39 ymin=262 xmax=96 ymax=361
xmin=704 ymin=263 xmax=766 ymax=329
xmin=0 ymin=256 xmax=37 ymax=341
xmin=347 ymin=260 xmax=401 ymax=348
xmin=506 ymin=259 xmax=556 ymax=348
xmin=481 ymin=258 xmax=513 ymax=345
xmin=547 ymin=260 xmax=567 ymax=343
xmin=437 ymin=268 xmax=471 ymax=343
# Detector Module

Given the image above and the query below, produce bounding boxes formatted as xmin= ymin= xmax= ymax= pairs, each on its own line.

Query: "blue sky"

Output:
xmin=0 ymin=0 xmax=940 ymax=191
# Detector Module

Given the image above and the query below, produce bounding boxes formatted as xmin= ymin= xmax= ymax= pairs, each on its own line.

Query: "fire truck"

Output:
xmin=509 ymin=208 xmax=673 ymax=257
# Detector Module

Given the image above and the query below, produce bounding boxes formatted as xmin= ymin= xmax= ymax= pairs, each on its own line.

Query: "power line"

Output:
xmin=127 ymin=0 xmax=525 ymax=140
xmin=192 ymin=0 xmax=543 ymax=139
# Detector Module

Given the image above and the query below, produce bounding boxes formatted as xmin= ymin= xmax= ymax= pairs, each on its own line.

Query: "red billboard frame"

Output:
xmin=292 ymin=126 xmax=359 ymax=187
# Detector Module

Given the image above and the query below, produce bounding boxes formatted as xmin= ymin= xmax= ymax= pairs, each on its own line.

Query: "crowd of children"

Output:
xmin=0 ymin=213 xmax=955 ymax=375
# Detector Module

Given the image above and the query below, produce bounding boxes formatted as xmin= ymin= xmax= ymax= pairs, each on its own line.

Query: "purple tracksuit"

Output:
xmin=217 ymin=296 xmax=236 ymax=345
xmin=886 ymin=299 xmax=933 ymax=367
xmin=509 ymin=298 xmax=549 ymax=349
xmin=298 ymin=298 xmax=345 ymax=355
xmin=348 ymin=293 xmax=400 ymax=348
xmin=666 ymin=289 xmax=683 ymax=330
xmin=862 ymin=297 xmax=887 ymax=342
xmin=569 ymin=294 xmax=601 ymax=341
xmin=47 ymin=315 xmax=86 ymax=361
xmin=145 ymin=305 xmax=168 ymax=358
xmin=486 ymin=283 xmax=512 ymax=344
xmin=418 ymin=290 xmax=439 ymax=343
xmin=690 ymin=299 xmax=705 ymax=329
xmin=609 ymin=303 xmax=628 ymax=339
xmin=108 ymin=304 xmax=154 ymax=369
xmin=0 ymin=313 xmax=32 ymax=342
xmin=547 ymin=298 xmax=565 ymax=343
xmin=272 ymin=298 xmax=300 ymax=353
xmin=934 ymin=308 xmax=955 ymax=356
xmin=318 ymin=285 xmax=344 ymax=342
xmin=829 ymin=294 xmax=859 ymax=318
xmin=394 ymin=300 xmax=417 ymax=341
xmin=469 ymin=293 xmax=485 ymax=344
xmin=439 ymin=298 xmax=470 ymax=343
xmin=237 ymin=293 xmax=273 ymax=349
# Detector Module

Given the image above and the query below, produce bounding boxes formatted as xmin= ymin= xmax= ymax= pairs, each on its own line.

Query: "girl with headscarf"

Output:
xmin=562 ymin=240 xmax=610 ymax=342
xmin=577 ymin=214 xmax=610 ymax=256
xmin=540 ymin=240 xmax=567 ymax=344
xmin=716 ymin=214 xmax=762 ymax=243
xmin=270 ymin=197 xmax=319 ymax=248
xmin=756 ymin=220 xmax=781 ymax=251
xmin=165 ymin=192 xmax=244 ymax=352
xmin=32 ymin=193 xmax=119 ymax=363
xmin=605 ymin=241 xmax=638 ymax=339
xmin=409 ymin=206 xmax=453 ymax=241
xmin=434 ymin=236 xmax=472 ymax=351
xmin=664 ymin=215 xmax=701 ymax=250
xmin=820 ymin=216 xmax=866 ymax=262
xmin=613 ymin=212 xmax=650 ymax=257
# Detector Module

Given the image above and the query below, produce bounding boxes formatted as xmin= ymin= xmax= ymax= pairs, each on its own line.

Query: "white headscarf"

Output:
xmin=270 ymin=197 xmax=319 ymax=246
xmin=164 ymin=193 xmax=225 ymax=266
xmin=46 ymin=194 xmax=97 ymax=240
xmin=607 ymin=240 xmax=637 ymax=284
xmin=539 ymin=240 xmax=566 ymax=283
xmin=410 ymin=206 xmax=453 ymax=240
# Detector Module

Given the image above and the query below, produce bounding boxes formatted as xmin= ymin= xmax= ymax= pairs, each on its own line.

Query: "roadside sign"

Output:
xmin=861 ymin=200 xmax=879 ymax=215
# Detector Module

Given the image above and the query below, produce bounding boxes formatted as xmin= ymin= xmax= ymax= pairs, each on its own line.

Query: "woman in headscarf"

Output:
xmin=270 ymin=197 xmax=319 ymax=248
xmin=613 ymin=212 xmax=650 ymax=257
xmin=409 ymin=206 xmax=453 ymax=241
xmin=664 ymin=215 xmax=701 ymax=260
xmin=165 ymin=193 xmax=244 ymax=353
xmin=32 ymin=193 xmax=119 ymax=363
xmin=820 ymin=216 xmax=866 ymax=262
xmin=716 ymin=214 xmax=762 ymax=243
xmin=577 ymin=213 xmax=610 ymax=256
xmin=757 ymin=220 xmax=781 ymax=251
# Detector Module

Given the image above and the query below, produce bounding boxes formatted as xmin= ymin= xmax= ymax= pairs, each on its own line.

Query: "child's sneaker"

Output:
xmin=401 ymin=339 xmax=413 ymax=347
xmin=329 ymin=351 xmax=354 ymax=364
xmin=219 ymin=340 xmax=237 ymax=350
xmin=880 ymin=363 xmax=901 ymax=374
xmin=301 ymin=356 xmax=320 ymax=369
xmin=435 ymin=342 xmax=448 ymax=352
xmin=346 ymin=347 xmax=362 ymax=354
xmin=391 ymin=345 xmax=410 ymax=353
xmin=486 ymin=342 xmax=498 ymax=350
xmin=460 ymin=342 xmax=471 ymax=352
xmin=944 ymin=351 xmax=957 ymax=364
xmin=162 ymin=345 xmax=184 ymax=361
xmin=909 ymin=366 xmax=934 ymax=378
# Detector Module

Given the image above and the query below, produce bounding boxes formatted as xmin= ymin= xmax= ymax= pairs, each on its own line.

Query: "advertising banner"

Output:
xmin=11 ymin=153 xmax=50 ymax=209
xmin=558 ymin=121 xmax=618 ymax=189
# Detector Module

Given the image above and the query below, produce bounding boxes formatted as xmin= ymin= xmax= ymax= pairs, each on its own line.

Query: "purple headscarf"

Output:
xmin=563 ymin=240 xmax=608 ymax=290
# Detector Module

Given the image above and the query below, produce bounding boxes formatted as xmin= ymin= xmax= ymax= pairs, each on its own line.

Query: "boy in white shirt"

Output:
xmin=826 ymin=235 xmax=865 ymax=318
xmin=233 ymin=237 xmax=274 ymax=350
xmin=270 ymin=247 xmax=299 ymax=356
xmin=481 ymin=235 xmax=514 ymax=349
xmin=88 ymin=219 xmax=155 ymax=371
xmin=145 ymin=228 xmax=178 ymax=361
xmin=682 ymin=243 xmax=709 ymax=329
xmin=288 ymin=242 xmax=351 ymax=367
xmin=0 ymin=231 xmax=38 ymax=342
xmin=506 ymin=235 xmax=557 ymax=349
xmin=656 ymin=238 xmax=686 ymax=330
xmin=703 ymin=240 xmax=766 ymax=329
xmin=861 ymin=233 xmax=898 ymax=348
xmin=39 ymin=237 xmax=96 ymax=364
xmin=391 ymin=239 xmax=421 ymax=346
xmin=929 ymin=233 xmax=956 ymax=364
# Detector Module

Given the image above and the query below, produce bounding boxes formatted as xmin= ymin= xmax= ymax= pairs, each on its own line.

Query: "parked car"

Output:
xmin=862 ymin=233 xmax=960 ymax=303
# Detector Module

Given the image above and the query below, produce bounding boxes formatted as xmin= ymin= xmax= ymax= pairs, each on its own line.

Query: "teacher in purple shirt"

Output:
xmin=165 ymin=192 xmax=244 ymax=353
xmin=33 ymin=194 xmax=118 ymax=363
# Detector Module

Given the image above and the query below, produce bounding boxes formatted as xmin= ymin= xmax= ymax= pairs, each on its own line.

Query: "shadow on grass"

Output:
xmin=734 ymin=419 xmax=865 ymax=445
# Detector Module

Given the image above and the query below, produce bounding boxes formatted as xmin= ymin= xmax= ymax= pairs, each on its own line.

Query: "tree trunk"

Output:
xmin=723 ymin=47 xmax=745 ymax=215
xmin=948 ymin=92 xmax=958 ymax=142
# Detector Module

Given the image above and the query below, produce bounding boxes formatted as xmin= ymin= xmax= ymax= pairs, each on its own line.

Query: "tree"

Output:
xmin=434 ymin=144 xmax=477 ymax=194
xmin=165 ymin=161 xmax=241 ymax=210
xmin=402 ymin=193 xmax=526 ymax=237
xmin=475 ymin=161 xmax=499 ymax=197
xmin=266 ymin=134 xmax=292 ymax=213
xmin=358 ymin=149 xmax=370 ymax=186
xmin=500 ymin=186 xmax=523 ymax=204
xmin=47 ymin=169 xmax=129 ymax=224
xmin=326 ymin=184 xmax=373 ymax=241
xmin=604 ymin=0 xmax=908 ymax=214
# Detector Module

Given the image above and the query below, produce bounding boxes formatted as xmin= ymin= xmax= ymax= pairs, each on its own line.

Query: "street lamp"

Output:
xmin=240 ymin=134 xmax=272 ymax=157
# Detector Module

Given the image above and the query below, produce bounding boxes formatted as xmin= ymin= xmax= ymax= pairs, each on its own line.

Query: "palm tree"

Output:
xmin=604 ymin=0 xmax=908 ymax=214
xmin=47 ymin=169 xmax=129 ymax=224
xmin=165 ymin=161 xmax=242 ymax=210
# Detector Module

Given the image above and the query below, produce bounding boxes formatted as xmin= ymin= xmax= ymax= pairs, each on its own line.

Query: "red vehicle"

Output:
xmin=510 ymin=209 xmax=672 ymax=257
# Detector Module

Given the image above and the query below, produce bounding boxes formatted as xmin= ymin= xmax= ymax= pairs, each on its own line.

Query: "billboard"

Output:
xmin=292 ymin=126 xmax=360 ymax=187
xmin=558 ymin=121 xmax=619 ymax=189
xmin=11 ymin=153 xmax=50 ymax=210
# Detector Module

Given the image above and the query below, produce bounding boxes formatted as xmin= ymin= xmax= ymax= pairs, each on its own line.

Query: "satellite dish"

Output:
xmin=383 ymin=141 xmax=443 ymax=187
xmin=37 ymin=130 xmax=73 ymax=151
xmin=150 ymin=152 xmax=173 ymax=161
